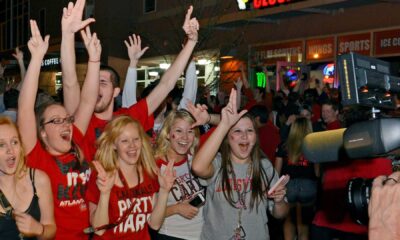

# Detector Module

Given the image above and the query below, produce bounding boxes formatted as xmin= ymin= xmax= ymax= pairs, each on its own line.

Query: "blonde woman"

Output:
xmin=155 ymin=110 xmax=205 ymax=240
xmin=0 ymin=117 xmax=55 ymax=239
xmin=86 ymin=115 xmax=175 ymax=239
xmin=275 ymin=117 xmax=319 ymax=240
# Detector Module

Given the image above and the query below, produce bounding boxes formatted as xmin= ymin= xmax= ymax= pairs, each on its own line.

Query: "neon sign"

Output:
xmin=237 ymin=0 xmax=304 ymax=11
xmin=256 ymin=71 xmax=266 ymax=88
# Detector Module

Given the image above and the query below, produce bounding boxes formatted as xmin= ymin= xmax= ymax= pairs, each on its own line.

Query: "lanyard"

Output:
xmin=230 ymin=163 xmax=252 ymax=240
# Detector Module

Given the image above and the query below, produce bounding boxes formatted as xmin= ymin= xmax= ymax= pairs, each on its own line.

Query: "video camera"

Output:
xmin=302 ymin=52 xmax=400 ymax=225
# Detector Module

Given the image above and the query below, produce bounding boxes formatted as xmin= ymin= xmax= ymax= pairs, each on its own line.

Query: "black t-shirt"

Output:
xmin=276 ymin=143 xmax=317 ymax=179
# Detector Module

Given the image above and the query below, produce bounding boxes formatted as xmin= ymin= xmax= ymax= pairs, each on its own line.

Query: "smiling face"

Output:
xmin=114 ymin=123 xmax=142 ymax=167
xmin=0 ymin=124 xmax=22 ymax=175
xmin=168 ymin=118 xmax=195 ymax=157
xmin=40 ymin=104 xmax=73 ymax=155
xmin=228 ymin=117 xmax=257 ymax=164
xmin=322 ymin=104 xmax=338 ymax=124
xmin=95 ymin=70 xmax=120 ymax=113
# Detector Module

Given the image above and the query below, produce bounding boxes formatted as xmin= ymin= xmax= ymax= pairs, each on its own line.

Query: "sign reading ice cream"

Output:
xmin=374 ymin=29 xmax=400 ymax=56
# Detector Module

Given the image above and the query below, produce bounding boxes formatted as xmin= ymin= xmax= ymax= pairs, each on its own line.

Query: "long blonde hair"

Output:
xmin=155 ymin=110 xmax=199 ymax=159
xmin=0 ymin=117 xmax=27 ymax=179
xmin=95 ymin=115 xmax=157 ymax=177
xmin=287 ymin=117 xmax=313 ymax=164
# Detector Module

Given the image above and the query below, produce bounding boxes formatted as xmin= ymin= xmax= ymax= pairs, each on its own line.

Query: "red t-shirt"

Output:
xmin=258 ymin=121 xmax=280 ymax=164
xmin=311 ymin=104 xmax=321 ymax=123
xmin=313 ymin=157 xmax=392 ymax=234
xmin=84 ymin=99 xmax=154 ymax=159
xmin=327 ymin=120 xmax=341 ymax=130
xmin=27 ymin=125 xmax=91 ymax=240
xmin=86 ymin=169 xmax=160 ymax=240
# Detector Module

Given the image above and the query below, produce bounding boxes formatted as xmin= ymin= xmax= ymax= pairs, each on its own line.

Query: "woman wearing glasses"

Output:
xmin=18 ymin=18 xmax=100 ymax=239
xmin=0 ymin=117 xmax=56 ymax=239
xmin=192 ymin=89 xmax=289 ymax=240
xmin=154 ymin=110 xmax=205 ymax=240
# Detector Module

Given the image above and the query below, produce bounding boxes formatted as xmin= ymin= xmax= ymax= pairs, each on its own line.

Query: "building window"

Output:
xmin=39 ymin=8 xmax=45 ymax=35
xmin=144 ymin=0 xmax=156 ymax=13
xmin=0 ymin=0 xmax=30 ymax=51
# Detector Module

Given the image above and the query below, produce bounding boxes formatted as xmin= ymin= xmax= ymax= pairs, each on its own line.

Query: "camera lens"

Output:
xmin=347 ymin=178 xmax=373 ymax=225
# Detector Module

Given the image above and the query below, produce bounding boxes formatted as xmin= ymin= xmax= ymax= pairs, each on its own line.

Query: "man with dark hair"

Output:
xmin=248 ymin=105 xmax=281 ymax=163
xmin=61 ymin=5 xmax=200 ymax=159
xmin=1 ymin=88 xmax=19 ymax=122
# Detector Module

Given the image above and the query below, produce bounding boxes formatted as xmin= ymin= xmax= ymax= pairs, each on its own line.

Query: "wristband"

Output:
xmin=89 ymin=59 xmax=101 ymax=63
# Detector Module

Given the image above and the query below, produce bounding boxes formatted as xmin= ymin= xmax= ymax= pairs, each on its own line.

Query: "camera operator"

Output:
xmin=369 ymin=172 xmax=400 ymax=240
xmin=311 ymin=106 xmax=392 ymax=240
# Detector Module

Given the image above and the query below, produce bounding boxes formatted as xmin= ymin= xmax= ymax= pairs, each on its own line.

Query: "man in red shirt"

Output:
xmin=61 ymin=6 xmax=200 ymax=159
xmin=321 ymin=101 xmax=341 ymax=130
xmin=248 ymin=105 xmax=281 ymax=164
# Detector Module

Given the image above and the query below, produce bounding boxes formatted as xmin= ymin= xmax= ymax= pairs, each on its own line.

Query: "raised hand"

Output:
xmin=220 ymin=89 xmax=247 ymax=127
xmin=234 ymin=77 xmax=243 ymax=90
xmin=80 ymin=26 xmax=101 ymax=62
xmin=14 ymin=212 xmax=43 ymax=237
xmin=182 ymin=6 xmax=199 ymax=42
xmin=27 ymin=20 xmax=49 ymax=59
xmin=124 ymin=34 xmax=149 ymax=67
xmin=187 ymin=101 xmax=209 ymax=127
xmin=62 ymin=0 xmax=95 ymax=34
xmin=12 ymin=47 xmax=24 ymax=62
xmin=158 ymin=159 xmax=176 ymax=194
xmin=93 ymin=161 xmax=116 ymax=194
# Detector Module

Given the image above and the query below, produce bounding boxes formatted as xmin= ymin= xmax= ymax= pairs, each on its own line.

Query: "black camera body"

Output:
xmin=337 ymin=52 xmax=400 ymax=109
xmin=302 ymin=52 xmax=400 ymax=225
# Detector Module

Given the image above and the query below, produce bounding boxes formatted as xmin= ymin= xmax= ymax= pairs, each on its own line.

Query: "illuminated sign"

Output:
xmin=237 ymin=0 xmax=304 ymax=11
xmin=256 ymin=71 xmax=266 ymax=87
xmin=41 ymin=57 xmax=60 ymax=67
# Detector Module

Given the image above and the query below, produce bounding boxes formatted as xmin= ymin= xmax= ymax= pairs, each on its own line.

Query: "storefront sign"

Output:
xmin=306 ymin=37 xmax=334 ymax=60
xmin=41 ymin=57 xmax=60 ymax=67
xmin=251 ymin=41 xmax=303 ymax=65
xmin=374 ymin=29 xmax=400 ymax=56
xmin=237 ymin=0 xmax=303 ymax=11
xmin=338 ymin=33 xmax=371 ymax=55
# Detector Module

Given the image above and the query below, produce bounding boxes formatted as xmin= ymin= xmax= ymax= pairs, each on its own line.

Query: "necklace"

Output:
xmin=230 ymin=163 xmax=252 ymax=240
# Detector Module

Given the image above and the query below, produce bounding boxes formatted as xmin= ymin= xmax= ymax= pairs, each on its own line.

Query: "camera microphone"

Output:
xmin=302 ymin=128 xmax=346 ymax=163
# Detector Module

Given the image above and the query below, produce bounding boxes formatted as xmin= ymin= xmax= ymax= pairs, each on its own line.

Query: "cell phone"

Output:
xmin=189 ymin=193 xmax=206 ymax=207
xmin=268 ymin=175 xmax=290 ymax=195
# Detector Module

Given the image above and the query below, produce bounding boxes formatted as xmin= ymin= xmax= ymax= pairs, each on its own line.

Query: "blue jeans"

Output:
xmin=287 ymin=178 xmax=317 ymax=204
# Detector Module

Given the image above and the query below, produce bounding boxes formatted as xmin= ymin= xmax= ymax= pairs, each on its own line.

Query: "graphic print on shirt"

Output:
xmin=113 ymin=184 xmax=157 ymax=234
xmin=55 ymin=157 xmax=91 ymax=208
xmin=215 ymin=177 xmax=252 ymax=193
xmin=171 ymin=173 xmax=205 ymax=201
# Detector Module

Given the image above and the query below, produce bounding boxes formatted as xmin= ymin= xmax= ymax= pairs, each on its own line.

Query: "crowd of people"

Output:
xmin=0 ymin=0 xmax=399 ymax=239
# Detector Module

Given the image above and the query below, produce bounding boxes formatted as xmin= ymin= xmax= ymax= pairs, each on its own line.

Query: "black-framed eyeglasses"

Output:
xmin=42 ymin=116 xmax=75 ymax=126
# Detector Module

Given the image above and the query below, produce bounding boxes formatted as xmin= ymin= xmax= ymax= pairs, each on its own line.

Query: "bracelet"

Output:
xmin=207 ymin=114 xmax=211 ymax=124
xmin=89 ymin=59 xmax=101 ymax=63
